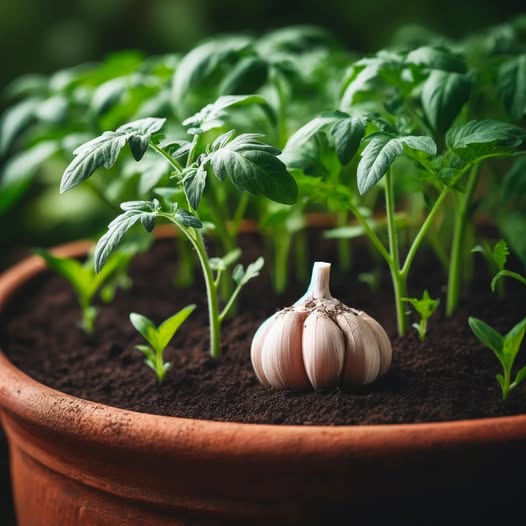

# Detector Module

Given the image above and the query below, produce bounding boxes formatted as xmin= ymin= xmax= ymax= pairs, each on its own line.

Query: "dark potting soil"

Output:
xmin=1 ymin=231 xmax=525 ymax=425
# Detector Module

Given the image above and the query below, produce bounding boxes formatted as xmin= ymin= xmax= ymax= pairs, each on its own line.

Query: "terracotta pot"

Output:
xmin=1 ymin=243 xmax=526 ymax=525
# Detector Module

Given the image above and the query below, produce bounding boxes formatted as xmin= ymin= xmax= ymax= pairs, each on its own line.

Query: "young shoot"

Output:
xmin=468 ymin=317 xmax=526 ymax=400
xmin=403 ymin=290 xmax=440 ymax=342
xmin=35 ymin=248 xmax=132 ymax=334
xmin=59 ymin=112 xmax=297 ymax=359
xmin=130 ymin=306 xmax=196 ymax=383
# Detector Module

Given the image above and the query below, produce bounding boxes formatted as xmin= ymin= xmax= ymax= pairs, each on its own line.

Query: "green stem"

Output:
xmin=219 ymin=283 xmax=243 ymax=323
xmin=347 ymin=203 xmax=392 ymax=267
xmin=446 ymin=165 xmax=480 ymax=316
xmin=168 ymin=222 xmax=221 ymax=358
xmin=385 ymin=170 xmax=407 ymax=336
xmin=274 ymin=229 xmax=292 ymax=293
xmin=400 ymin=186 xmax=451 ymax=278
xmin=150 ymin=142 xmax=184 ymax=174
xmin=336 ymin=211 xmax=352 ymax=271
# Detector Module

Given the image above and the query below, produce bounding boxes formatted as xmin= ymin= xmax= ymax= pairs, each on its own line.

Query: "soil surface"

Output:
xmin=1 ymin=231 xmax=525 ymax=425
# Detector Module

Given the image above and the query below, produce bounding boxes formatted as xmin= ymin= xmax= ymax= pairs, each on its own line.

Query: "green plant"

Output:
xmin=130 ymin=306 xmax=196 ymax=383
xmin=468 ymin=317 xmax=526 ymax=400
xmin=35 ymin=248 xmax=134 ymax=333
xmin=403 ymin=290 xmax=440 ymax=341
xmin=59 ymin=113 xmax=297 ymax=358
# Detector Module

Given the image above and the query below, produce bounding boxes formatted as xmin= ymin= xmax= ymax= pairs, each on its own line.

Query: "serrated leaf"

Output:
xmin=446 ymin=120 xmax=526 ymax=149
xmin=207 ymin=132 xmax=298 ymax=205
xmin=0 ymin=97 xmax=40 ymax=154
xmin=117 ymin=117 xmax=167 ymax=161
xmin=157 ymin=305 xmax=196 ymax=351
xmin=182 ymin=166 xmax=207 ymax=209
xmin=130 ymin=313 xmax=159 ymax=350
xmin=233 ymin=257 xmax=264 ymax=286
xmin=175 ymin=208 xmax=203 ymax=228
xmin=468 ymin=317 xmax=504 ymax=355
xmin=120 ymin=200 xmax=155 ymax=211
xmin=281 ymin=111 xmax=347 ymax=166
xmin=330 ymin=114 xmax=367 ymax=164
xmin=493 ymin=240 xmax=509 ymax=271
xmin=421 ymin=70 xmax=471 ymax=133
xmin=183 ymin=94 xmax=275 ymax=134
xmin=94 ymin=210 xmax=145 ymax=272
xmin=498 ymin=54 xmax=526 ymax=121
xmin=61 ymin=131 xmax=129 ymax=193
xmin=357 ymin=133 xmax=436 ymax=194
xmin=141 ymin=213 xmax=156 ymax=233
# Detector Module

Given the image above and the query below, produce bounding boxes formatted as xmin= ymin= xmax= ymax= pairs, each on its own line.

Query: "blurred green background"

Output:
xmin=2 ymin=0 xmax=524 ymax=91
xmin=0 ymin=0 xmax=525 ymax=269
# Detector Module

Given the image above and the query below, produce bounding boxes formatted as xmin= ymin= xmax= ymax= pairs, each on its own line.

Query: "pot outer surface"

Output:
xmin=0 ymin=236 xmax=525 ymax=525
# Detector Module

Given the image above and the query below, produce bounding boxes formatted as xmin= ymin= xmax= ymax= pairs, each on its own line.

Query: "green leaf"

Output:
xmin=207 ymin=132 xmax=298 ymax=205
xmin=60 ymin=118 xmax=166 ymax=192
xmin=219 ymin=56 xmax=268 ymax=95
xmin=503 ymin=318 xmax=526 ymax=360
xmin=157 ymin=305 xmax=196 ymax=351
xmin=446 ymin=120 xmax=526 ymax=150
xmin=92 ymin=77 xmax=128 ymax=115
xmin=513 ymin=365 xmax=526 ymax=388
xmin=130 ymin=313 xmax=159 ymax=350
xmin=498 ymin=54 xmax=526 ymax=121
xmin=60 ymin=131 xmax=129 ymax=193
xmin=183 ymin=94 xmax=275 ymax=134
xmin=405 ymin=46 xmax=466 ymax=73
xmin=330 ymin=114 xmax=367 ymax=164
xmin=182 ymin=166 xmax=207 ymax=210
xmin=468 ymin=317 xmax=504 ymax=355
xmin=0 ymin=97 xmax=40 ymax=154
xmin=493 ymin=240 xmax=509 ymax=272
xmin=209 ymin=248 xmax=242 ymax=271
xmin=175 ymin=208 xmax=203 ymax=229
xmin=117 ymin=118 xmax=167 ymax=161
xmin=94 ymin=210 xmax=145 ymax=272
xmin=0 ymin=141 xmax=59 ymax=214
xmin=172 ymin=36 xmax=252 ymax=118
xmin=233 ymin=257 xmax=264 ymax=286
xmin=357 ymin=133 xmax=436 ymax=194
xmin=421 ymin=71 xmax=471 ymax=133
xmin=402 ymin=290 xmax=440 ymax=320
xmin=496 ymin=373 xmax=506 ymax=391
xmin=135 ymin=344 xmax=155 ymax=363
xmin=35 ymin=249 xmax=92 ymax=306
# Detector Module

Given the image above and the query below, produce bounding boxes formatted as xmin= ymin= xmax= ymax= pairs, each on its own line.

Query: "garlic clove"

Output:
xmin=359 ymin=312 xmax=392 ymax=376
xmin=250 ymin=313 xmax=277 ymax=387
xmin=261 ymin=309 xmax=310 ymax=390
xmin=337 ymin=311 xmax=380 ymax=385
xmin=302 ymin=310 xmax=345 ymax=389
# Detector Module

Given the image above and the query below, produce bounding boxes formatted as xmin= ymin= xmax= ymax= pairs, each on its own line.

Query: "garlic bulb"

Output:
xmin=251 ymin=262 xmax=392 ymax=390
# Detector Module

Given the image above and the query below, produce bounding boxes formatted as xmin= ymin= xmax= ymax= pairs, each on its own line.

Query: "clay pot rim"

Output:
xmin=1 ymin=239 xmax=526 ymax=455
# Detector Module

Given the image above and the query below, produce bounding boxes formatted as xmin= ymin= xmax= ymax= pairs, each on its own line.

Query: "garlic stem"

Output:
xmin=306 ymin=261 xmax=333 ymax=300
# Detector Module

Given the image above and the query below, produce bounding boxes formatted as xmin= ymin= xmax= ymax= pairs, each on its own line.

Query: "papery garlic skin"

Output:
xmin=251 ymin=262 xmax=392 ymax=390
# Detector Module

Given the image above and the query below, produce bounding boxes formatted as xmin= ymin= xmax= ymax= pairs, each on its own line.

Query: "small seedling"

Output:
xmin=35 ymin=248 xmax=132 ymax=333
xmin=468 ymin=316 xmax=526 ymax=400
xmin=403 ymin=290 xmax=440 ymax=342
xmin=130 ymin=305 xmax=196 ymax=383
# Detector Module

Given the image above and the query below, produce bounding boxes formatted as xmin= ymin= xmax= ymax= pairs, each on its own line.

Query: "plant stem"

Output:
xmin=384 ymin=170 xmax=407 ymax=336
xmin=169 ymin=222 xmax=221 ymax=358
xmin=273 ymin=229 xmax=292 ymax=293
xmin=150 ymin=142 xmax=184 ymax=174
xmin=219 ymin=283 xmax=244 ymax=322
xmin=446 ymin=165 xmax=480 ymax=316
xmin=336 ymin=211 xmax=351 ymax=271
